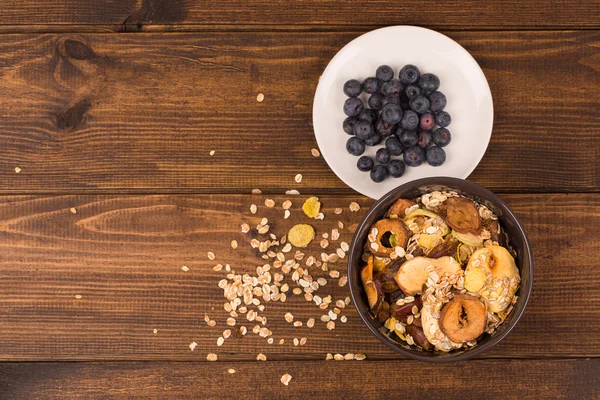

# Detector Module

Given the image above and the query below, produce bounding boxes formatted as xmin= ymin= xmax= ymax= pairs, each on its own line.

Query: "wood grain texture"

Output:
xmin=1 ymin=359 xmax=598 ymax=399
xmin=0 ymin=0 xmax=599 ymax=30
xmin=0 ymin=193 xmax=598 ymax=361
xmin=0 ymin=31 xmax=598 ymax=193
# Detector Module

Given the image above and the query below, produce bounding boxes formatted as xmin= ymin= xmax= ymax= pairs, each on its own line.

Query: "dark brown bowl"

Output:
xmin=347 ymin=177 xmax=533 ymax=362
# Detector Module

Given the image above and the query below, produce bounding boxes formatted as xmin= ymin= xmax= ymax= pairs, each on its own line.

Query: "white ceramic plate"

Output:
xmin=313 ymin=26 xmax=493 ymax=199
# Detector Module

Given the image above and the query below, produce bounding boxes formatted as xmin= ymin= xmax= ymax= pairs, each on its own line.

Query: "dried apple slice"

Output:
xmin=369 ymin=219 xmax=409 ymax=257
xmin=364 ymin=280 xmax=383 ymax=314
xmin=464 ymin=245 xmax=520 ymax=313
xmin=439 ymin=294 xmax=487 ymax=342
xmin=440 ymin=197 xmax=481 ymax=234
xmin=393 ymin=256 xmax=462 ymax=295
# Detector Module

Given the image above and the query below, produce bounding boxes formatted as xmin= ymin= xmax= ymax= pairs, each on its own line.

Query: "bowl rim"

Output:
xmin=347 ymin=177 xmax=533 ymax=362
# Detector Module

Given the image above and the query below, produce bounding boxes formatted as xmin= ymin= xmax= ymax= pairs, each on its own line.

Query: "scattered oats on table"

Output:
xmin=181 ymin=265 xmax=189 ymax=272
xmin=207 ymin=252 xmax=216 ymax=260
xmin=265 ymin=199 xmax=275 ymax=207
xmin=295 ymin=174 xmax=303 ymax=183
xmin=256 ymin=93 xmax=265 ymax=102
xmin=257 ymin=353 xmax=267 ymax=361
xmin=74 ymin=294 xmax=82 ymax=300
xmin=69 ymin=207 xmax=77 ymax=214
xmin=228 ymin=368 xmax=235 ymax=374
xmin=209 ymin=150 xmax=216 ymax=156
xmin=286 ymin=189 xmax=300 ymax=195
xmin=207 ymin=353 xmax=218 ymax=361
xmin=333 ymin=353 xmax=344 ymax=360
xmin=250 ymin=204 xmax=257 ymax=214
xmin=189 ymin=342 xmax=197 ymax=351
xmin=349 ymin=202 xmax=360 ymax=212
xmin=231 ymin=240 xmax=238 ymax=249
xmin=282 ymin=200 xmax=292 ymax=209
xmin=334 ymin=208 xmax=343 ymax=215
xmin=252 ymin=189 xmax=262 ymax=194
xmin=280 ymin=373 xmax=292 ymax=386
xmin=14 ymin=167 xmax=21 ymax=173
xmin=153 ymin=329 xmax=158 ymax=334
xmin=311 ymin=148 xmax=320 ymax=157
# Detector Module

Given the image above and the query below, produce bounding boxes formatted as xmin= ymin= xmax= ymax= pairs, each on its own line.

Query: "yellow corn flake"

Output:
xmin=465 ymin=267 xmax=486 ymax=292
xmin=302 ymin=196 xmax=321 ymax=218
xmin=288 ymin=224 xmax=315 ymax=248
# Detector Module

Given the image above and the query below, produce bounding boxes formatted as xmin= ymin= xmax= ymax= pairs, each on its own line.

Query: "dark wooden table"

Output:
xmin=0 ymin=1 xmax=599 ymax=399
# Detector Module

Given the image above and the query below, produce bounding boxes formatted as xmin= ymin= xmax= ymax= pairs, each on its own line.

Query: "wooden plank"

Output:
xmin=0 ymin=31 xmax=598 ymax=193
xmin=0 ymin=193 xmax=597 ymax=361
xmin=0 ymin=359 xmax=598 ymax=399
xmin=0 ymin=0 xmax=599 ymax=30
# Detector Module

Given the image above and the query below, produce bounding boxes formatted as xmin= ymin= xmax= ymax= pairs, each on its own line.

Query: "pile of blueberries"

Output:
xmin=343 ymin=64 xmax=452 ymax=183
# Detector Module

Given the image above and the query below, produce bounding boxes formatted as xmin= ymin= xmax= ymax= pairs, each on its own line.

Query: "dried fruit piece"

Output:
xmin=394 ymin=256 xmax=461 ymax=295
xmin=439 ymin=294 xmax=487 ymax=342
xmin=287 ymin=224 xmax=315 ymax=248
xmin=440 ymin=197 xmax=481 ymax=234
xmin=364 ymin=280 xmax=383 ymax=314
xmin=465 ymin=246 xmax=520 ymax=312
xmin=452 ymin=230 xmax=484 ymax=247
xmin=427 ymin=235 xmax=459 ymax=258
xmin=390 ymin=297 xmax=422 ymax=322
xmin=388 ymin=198 xmax=417 ymax=218
xmin=405 ymin=324 xmax=433 ymax=350
xmin=369 ymin=219 xmax=409 ymax=257
xmin=302 ymin=196 xmax=321 ymax=218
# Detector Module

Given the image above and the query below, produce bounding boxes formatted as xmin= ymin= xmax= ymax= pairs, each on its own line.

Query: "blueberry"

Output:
xmin=394 ymin=125 xmax=403 ymax=138
xmin=381 ymin=104 xmax=403 ymax=125
xmin=417 ymin=130 xmax=433 ymax=149
xmin=400 ymin=130 xmax=418 ymax=147
xmin=435 ymin=111 xmax=452 ymax=127
xmin=382 ymin=94 xmax=400 ymax=107
xmin=399 ymin=93 xmax=410 ymax=110
xmin=375 ymin=148 xmax=391 ymax=164
xmin=346 ymin=137 xmax=366 ymax=156
xmin=357 ymin=109 xmax=376 ymax=124
xmin=432 ymin=128 xmax=451 ymax=147
xmin=405 ymin=84 xmax=421 ymax=99
xmin=376 ymin=65 xmax=394 ymax=82
xmin=364 ymin=134 xmax=382 ymax=146
xmin=409 ymin=95 xmax=430 ymax=114
xmin=382 ymin=79 xmax=404 ymax=96
xmin=403 ymin=145 xmax=425 ymax=167
xmin=419 ymin=113 xmax=436 ymax=131
xmin=353 ymin=120 xmax=375 ymax=140
xmin=388 ymin=159 xmax=406 ymax=178
xmin=343 ymin=117 xmax=358 ymax=135
xmin=362 ymin=77 xmax=379 ymax=94
xmin=385 ymin=137 xmax=404 ymax=156
xmin=343 ymin=79 xmax=362 ymax=97
xmin=399 ymin=64 xmax=420 ymax=85
xmin=428 ymin=91 xmax=447 ymax=112
xmin=426 ymin=146 xmax=446 ymax=166
xmin=400 ymin=110 xmax=419 ymax=130
xmin=368 ymin=93 xmax=384 ymax=110
xmin=418 ymin=73 xmax=440 ymax=94
xmin=343 ymin=97 xmax=363 ymax=117
xmin=375 ymin=119 xmax=395 ymax=137
xmin=370 ymin=164 xmax=388 ymax=183
xmin=357 ymin=156 xmax=375 ymax=172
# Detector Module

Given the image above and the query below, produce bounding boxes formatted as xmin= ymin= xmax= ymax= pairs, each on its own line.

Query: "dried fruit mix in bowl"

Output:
xmin=359 ymin=190 xmax=520 ymax=352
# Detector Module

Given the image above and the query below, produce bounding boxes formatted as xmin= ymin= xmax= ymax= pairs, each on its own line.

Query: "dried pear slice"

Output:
xmin=439 ymin=294 xmax=487 ymax=342
xmin=440 ymin=197 xmax=481 ymax=234
xmin=388 ymin=198 xmax=417 ymax=218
